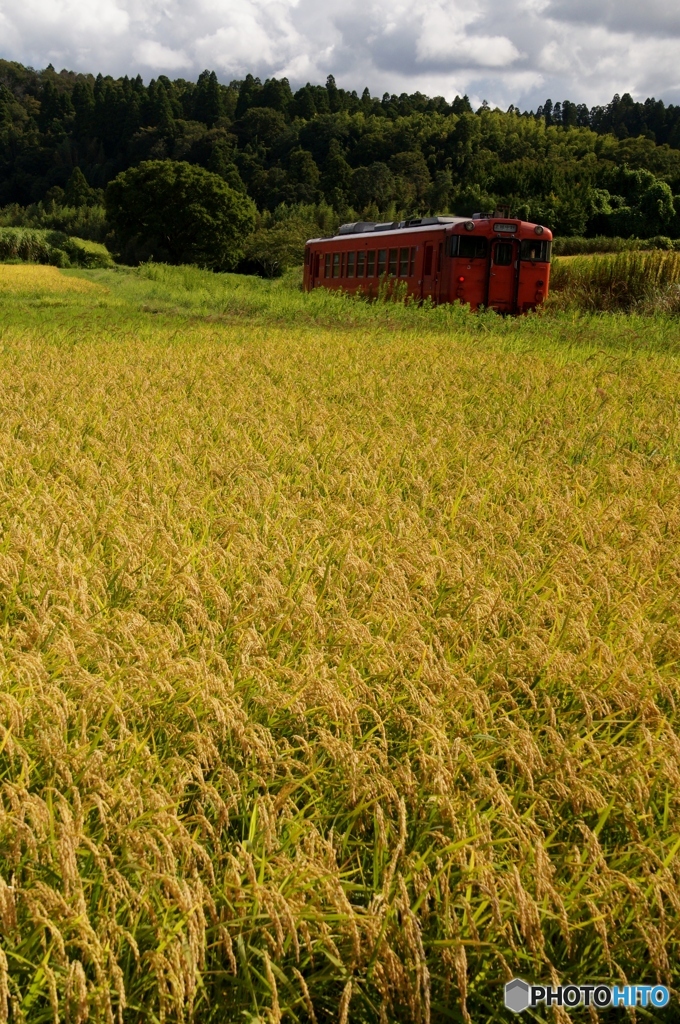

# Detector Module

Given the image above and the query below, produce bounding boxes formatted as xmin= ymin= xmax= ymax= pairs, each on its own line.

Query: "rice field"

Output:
xmin=0 ymin=265 xmax=106 ymax=294
xmin=1 ymin=264 xmax=680 ymax=1023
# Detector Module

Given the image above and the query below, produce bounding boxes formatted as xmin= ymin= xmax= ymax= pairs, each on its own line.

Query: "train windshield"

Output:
xmin=447 ymin=235 xmax=488 ymax=259
xmin=520 ymin=239 xmax=551 ymax=262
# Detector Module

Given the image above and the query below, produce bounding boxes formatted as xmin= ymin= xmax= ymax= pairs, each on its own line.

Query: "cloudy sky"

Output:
xmin=0 ymin=0 xmax=678 ymax=110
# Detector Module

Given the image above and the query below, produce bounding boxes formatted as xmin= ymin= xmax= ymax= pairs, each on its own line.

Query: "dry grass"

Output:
xmin=0 ymin=265 xmax=106 ymax=294
xmin=1 ymin=267 xmax=680 ymax=1023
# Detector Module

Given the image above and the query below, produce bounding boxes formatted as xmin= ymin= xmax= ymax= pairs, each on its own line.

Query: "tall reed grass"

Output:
xmin=0 ymin=202 xmax=109 ymax=243
xmin=552 ymin=235 xmax=679 ymax=257
xmin=0 ymin=229 xmax=113 ymax=269
xmin=549 ymin=249 xmax=680 ymax=311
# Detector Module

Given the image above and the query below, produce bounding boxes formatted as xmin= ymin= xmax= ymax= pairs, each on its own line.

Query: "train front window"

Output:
xmin=493 ymin=242 xmax=514 ymax=266
xmin=520 ymin=239 xmax=551 ymax=262
xmin=447 ymin=235 xmax=488 ymax=259
xmin=332 ymin=253 xmax=340 ymax=278
xmin=357 ymin=251 xmax=366 ymax=277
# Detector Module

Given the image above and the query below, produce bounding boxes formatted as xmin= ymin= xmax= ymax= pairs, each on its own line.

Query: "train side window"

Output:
xmin=377 ymin=249 xmax=387 ymax=276
xmin=399 ymin=247 xmax=409 ymax=277
xmin=367 ymin=251 xmax=376 ymax=277
xmin=325 ymin=253 xmax=331 ymax=278
xmin=332 ymin=253 xmax=340 ymax=278
xmin=357 ymin=251 xmax=366 ymax=277
xmin=347 ymin=251 xmax=356 ymax=278
xmin=409 ymin=247 xmax=416 ymax=276
xmin=494 ymin=242 xmax=514 ymax=266
xmin=520 ymin=239 xmax=551 ymax=262
xmin=388 ymin=248 xmax=398 ymax=276
xmin=447 ymin=235 xmax=488 ymax=259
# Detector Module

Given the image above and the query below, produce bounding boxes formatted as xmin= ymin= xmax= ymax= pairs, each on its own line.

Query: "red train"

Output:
xmin=303 ymin=214 xmax=552 ymax=313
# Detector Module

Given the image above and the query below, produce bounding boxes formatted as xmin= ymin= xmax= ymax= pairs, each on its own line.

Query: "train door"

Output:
xmin=421 ymin=242 xmax=440 ymax=302
xmin=435 ymin=242 xmax=443 ymax=302
xmin=487 ymin=239 xmax=519 ymax=312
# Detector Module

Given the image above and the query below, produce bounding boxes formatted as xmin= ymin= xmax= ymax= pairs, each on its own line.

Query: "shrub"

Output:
xmin=241 ymin=203 xmax=338 ymax=277
xmin=63 ymin=237 xmax=115 ymax=268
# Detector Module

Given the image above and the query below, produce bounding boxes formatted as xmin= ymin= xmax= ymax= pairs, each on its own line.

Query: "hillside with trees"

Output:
xmin=1 ymin=59 xmax=680 ymax=255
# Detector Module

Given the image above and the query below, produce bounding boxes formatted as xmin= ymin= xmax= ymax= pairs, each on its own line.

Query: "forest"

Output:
xmin=1 ymin=58 xmax=680 ymax=251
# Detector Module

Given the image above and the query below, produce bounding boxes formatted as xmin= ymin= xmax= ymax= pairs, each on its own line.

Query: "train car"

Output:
xmin=303 ymin=214 xmax=552 ymax=314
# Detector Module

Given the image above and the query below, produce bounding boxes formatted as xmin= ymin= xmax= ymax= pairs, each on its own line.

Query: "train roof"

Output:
xmin=306 ymin=216 xmax=466 ymax=244
xmin=306 ymin=215 xmax=550 ymax=245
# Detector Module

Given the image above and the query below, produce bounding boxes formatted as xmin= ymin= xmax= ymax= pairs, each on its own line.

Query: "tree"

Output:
xmin=389 ymin=151 xmax=432 ymax=212
xmin=350 ymin=163 xmax=395 ymax=213
xmin=287 ymin=149 xmax=321 ymax=203
xmin=242 ymin=204 xmax=335 ymax=277
xmin=234 ymin=107 xmax=287 ymax=150
xmin=194 ymin=70 xmax=224 ymax=127
xmin=321 ymin=139 xmax=352 ymax=208
xmin=326 ymin=75 xmax=341 ymax=113
xmin=242 ymin=218 xmax=310 ymax=277
xmin=427 ymin=169 xmax=453 ymax=213
xmin=105 ymin=160 xmax=256 ymax=269
xmin=292 ymin=85 xmax=316 ymax=120
xmin=258 ymin=78 xmax=293 ymax=114
xmin=64 ymin=167 xmax=101 ymax=208
xmin=235 ymin=74 xmax=263 ymax=118
xmin=185 ymin=129 xmax=246 ymax=191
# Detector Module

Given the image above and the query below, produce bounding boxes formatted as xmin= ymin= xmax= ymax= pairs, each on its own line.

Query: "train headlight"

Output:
xmin=464 ymin=221 xmax=475 ymax=231
xmin=534 ymin=225 xmax=544 ymax=235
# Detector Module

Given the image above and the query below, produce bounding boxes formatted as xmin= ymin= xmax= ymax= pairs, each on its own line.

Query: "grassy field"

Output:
xmin=1 ymin=264 xmax=680 ymax=1023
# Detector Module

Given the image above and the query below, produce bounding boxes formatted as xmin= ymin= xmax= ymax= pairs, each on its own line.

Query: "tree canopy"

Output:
xmin=105 ymin=160 xmax=256 ymax=269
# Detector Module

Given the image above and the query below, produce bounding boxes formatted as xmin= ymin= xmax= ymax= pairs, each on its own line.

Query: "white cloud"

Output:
xmin=0 ymin=0 xmax=678 ymax=108
xmin=135 ymin=40 xmax=191 ymax=68
xmin=5 ymin=0 xmax=129 ymax=44
xmin=193 ymin=0 xmax=304 ymax=74
xmin=416 ymin=2 xmax=519 ymax=67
